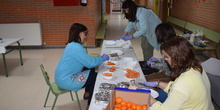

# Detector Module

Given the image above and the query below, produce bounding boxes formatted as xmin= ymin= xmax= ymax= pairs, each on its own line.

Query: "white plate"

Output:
xmin=126 ymin=61 xmax=137 ymax=68
xmin=123 ymin=57 xmax=133 ymax=63
xmin=102 ymin=71 xmax=114 ymax=80
xmin=110 ymin=50 xmax=123 ymax=56
xmin=150 ymin=89 xmax=159 ymax=98
xmin=125 ymin=77 xmax=137 ymax=81
xmin=124 ymin=70 xmax=140 ymax=81
xmin=104 ymin=61 xmax=118 ymax=67
xmin=105 ymin=41 xmax=116 ymax=45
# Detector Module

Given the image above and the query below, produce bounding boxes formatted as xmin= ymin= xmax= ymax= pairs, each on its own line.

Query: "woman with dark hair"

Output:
xmin=140 ymin=23 xmax=177 ymax=102
xmin=143 ymin=37 xmax=214 ymax=110
xmin=121 ymin=0 xmax=161 ymax=61
xmin=55 ymin=23 xmax=109 ymax=108
xmin=155 ymin=23 xmax=176 ymax=44
xmin=140 ymin=23 xmax=176 ymax=75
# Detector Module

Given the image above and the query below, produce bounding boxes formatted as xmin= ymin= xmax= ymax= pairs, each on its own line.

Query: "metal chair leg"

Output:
xmin=70 ymin=91 xmax=74 ymax=101
xmin=52 ymin=95 xmax=58 ymax=110
xmin=214 ymin=51 xmax=219 ymax=59
xmin=44 ymin=89 xmax=51 ymax=107
xmin=75 ymin=91 xmax=82 ymax=110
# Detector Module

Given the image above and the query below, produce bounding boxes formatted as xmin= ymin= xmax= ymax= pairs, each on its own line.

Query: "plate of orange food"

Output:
xmin=104 ymin=61 xmax=118 ymax=67
xmin=102 ymin=71 xmax=114 ymax=80
xmin=124 ymin=69 xmax=140 ymax=80
xmin=109 ymin=66 xmax=117 ymax=72
xmin=122 ymin=67 xmax=133 ymax=73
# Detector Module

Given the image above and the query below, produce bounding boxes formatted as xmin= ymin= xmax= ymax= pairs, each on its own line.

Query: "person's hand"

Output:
xmin=101 ymin=54 xmax=109 ymax=62
xmin=144 ymin=61 xmax=151 ymax=66
xmin=142 ymin=81 xmax=158 ymax=87
xmin=149 ymin=57 xmax=159 ymax=62
xmin=121 ymin=34 xmax=132 ymax=40
xmin=121 ymin=34 xmax=127 ymax=40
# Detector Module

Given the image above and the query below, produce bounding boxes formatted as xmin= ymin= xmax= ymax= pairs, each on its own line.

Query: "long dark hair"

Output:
xmin=160 ymin=37 xmax=202 ymax=79
xmin=122 ymin=0 xmax=138 ymax=22
xmin=67 ymin=23 xmax=87 ymax=43
xmin=155 ymin=23 xmax=176 ymax=44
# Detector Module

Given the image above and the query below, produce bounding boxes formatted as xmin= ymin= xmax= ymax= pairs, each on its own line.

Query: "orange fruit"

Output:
xmin=136 ymin=104 xmax=142 ymax=110
xmin=114 ymin=108 xmax=121 ymax=110
xmin=127 ymin=108 xmax=134 ymax=110
xmin=126 ymin=101 xmax=132 ymax=108
xmin=142 ymin=104 xmax=148 ymax=110
xmin=121 ymin=100 xmax=127 ymax=106
xmin=131 ymin=103 xmax=137 ymax=109
xmin=121 ymin=105 xmax=127 ymax=110
xmin=114 ymin=104 xmax=121 ymax=108
xmin=115 ymin=97 xmax=122 ymax=104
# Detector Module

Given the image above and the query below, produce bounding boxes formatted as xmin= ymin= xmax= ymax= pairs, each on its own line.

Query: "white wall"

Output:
xmin=0 ymin=23 xmax=42 ymax=46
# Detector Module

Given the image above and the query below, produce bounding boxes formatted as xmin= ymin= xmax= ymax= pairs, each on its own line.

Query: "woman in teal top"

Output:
xmin=121 ymin=0 xmax=162 ymax=61
xmin=55 ymin=23 xmax=109 ymax=106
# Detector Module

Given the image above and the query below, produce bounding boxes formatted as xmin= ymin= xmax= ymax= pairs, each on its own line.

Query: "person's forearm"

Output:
xmin=131 ymin=35 xmax=135 ymax=39
xmin=150 ymin=96 xmax=157 ymax=106
xmin=157 ymin=81 xmax=168 ymax=90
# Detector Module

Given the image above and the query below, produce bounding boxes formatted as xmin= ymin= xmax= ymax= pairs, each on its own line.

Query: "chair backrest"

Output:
xmin=201 ymin=58 xmax=220 ymax=107
xmin=40 ymin=64 xmax=52 ymax=87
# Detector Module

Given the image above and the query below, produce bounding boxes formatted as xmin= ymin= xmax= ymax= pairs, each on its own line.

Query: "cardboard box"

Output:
xmin=104 ymin=87 xmax=150 ymax=110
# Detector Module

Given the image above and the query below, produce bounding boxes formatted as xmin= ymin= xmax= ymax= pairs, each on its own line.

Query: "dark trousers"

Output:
xmin=82 ymin=68 xmax=97 ymax=105
xmin=141 ymin=37 xmax=154 ymax=61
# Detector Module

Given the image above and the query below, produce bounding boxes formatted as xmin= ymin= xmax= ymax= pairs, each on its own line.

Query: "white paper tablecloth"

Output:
xmin=89 ymin=40 xmax=147 ymax=110
xmin=0 ymin=38 xmax=23 ymax=53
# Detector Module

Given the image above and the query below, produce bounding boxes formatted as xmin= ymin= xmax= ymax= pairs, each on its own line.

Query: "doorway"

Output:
xmin=146 ymin=0 xmax=168 ymax=22
xmin=110 ymin=0 xmax=123 ymax=13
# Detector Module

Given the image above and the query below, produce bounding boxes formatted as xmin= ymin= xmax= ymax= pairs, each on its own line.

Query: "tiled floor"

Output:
xmin=0 ymin=13 xmax=218 ymax=110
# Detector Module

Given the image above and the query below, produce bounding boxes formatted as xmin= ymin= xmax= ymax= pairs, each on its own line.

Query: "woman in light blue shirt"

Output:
xmin=121 ymin=0 xmax=161 ymax=61
xmin=55 ymin=23 xmax=109 ymax=107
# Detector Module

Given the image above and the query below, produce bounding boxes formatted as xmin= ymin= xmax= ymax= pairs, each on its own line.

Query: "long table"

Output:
xmin=0 ymin=38 xmax=23 ymax=77
xmin=89 ymin=40 xmax=147 ymax=110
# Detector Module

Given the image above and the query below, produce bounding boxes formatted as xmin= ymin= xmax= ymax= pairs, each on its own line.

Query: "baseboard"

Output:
xmin=6 ymin=45 xmax=96 ymax=49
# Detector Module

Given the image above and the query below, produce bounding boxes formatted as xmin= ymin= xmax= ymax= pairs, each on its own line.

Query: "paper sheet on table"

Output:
xmin=0 ymin=47 xmax=6 ymax=53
